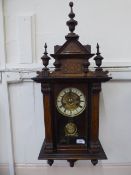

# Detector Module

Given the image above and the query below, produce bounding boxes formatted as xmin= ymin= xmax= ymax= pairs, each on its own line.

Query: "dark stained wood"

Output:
xmin=38 ymin=140 xmax=107 ymax=160
xmin=41 ymin=83 xmax=53 ymax=152
xmin=32 ymin=1 xmax=112 ymax=167
xmin=90 ymin=83 xmax=101 ymax=152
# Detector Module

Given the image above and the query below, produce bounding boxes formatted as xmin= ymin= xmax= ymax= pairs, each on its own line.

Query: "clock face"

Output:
xmin=56 ymin=87 xmax=86 ymax=117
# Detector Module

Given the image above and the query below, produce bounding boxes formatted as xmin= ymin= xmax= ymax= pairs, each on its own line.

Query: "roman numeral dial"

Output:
xmin=56 ymin=87 xmax=86 ymax=117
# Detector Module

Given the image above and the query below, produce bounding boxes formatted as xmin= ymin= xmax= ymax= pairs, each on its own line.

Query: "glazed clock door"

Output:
xmin=54 ymin=83 xmax=89 ymax=149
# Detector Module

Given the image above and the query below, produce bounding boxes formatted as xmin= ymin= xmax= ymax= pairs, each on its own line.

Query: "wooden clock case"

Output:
xmin=32 ymin=2 xmax=112 ymax=167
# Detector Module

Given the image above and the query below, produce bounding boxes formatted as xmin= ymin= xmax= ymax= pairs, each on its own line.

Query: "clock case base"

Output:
xmin=38 ymin=139 xmax=107 ymax=167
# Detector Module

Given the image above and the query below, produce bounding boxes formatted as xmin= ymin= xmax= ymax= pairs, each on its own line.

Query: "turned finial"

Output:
xmin=65 ymin=2 xmax=79 ymax=40
xmin=94 ymin=43 xmax=103 ymax=69
xmin=41 ymin=43 xmax=50 ymax=69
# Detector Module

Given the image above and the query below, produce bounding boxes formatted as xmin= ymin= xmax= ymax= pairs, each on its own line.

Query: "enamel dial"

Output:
xmin=56 ymin=87 xmax=86 ymax=117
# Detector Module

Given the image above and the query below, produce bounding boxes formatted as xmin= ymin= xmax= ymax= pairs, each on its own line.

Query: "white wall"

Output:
xmin=0 ymin=0 xmax=131 ymax=175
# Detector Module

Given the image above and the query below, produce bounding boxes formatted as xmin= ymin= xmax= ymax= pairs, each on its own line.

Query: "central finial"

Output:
xmin=65 ymin=2 xmax=79 ymax=40
xmin=68 ymin=2 xmax=75 ymax=22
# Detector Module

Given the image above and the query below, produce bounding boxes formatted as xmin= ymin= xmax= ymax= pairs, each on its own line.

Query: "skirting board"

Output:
xmin=1 ymin=163 xmax=131 ymax=175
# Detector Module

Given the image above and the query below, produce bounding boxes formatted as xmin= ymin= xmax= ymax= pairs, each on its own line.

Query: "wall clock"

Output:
xmin=32 ymin=2 xmax=112 ymax=167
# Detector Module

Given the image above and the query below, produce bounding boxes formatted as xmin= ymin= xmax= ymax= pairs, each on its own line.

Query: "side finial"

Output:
xmin=94 ymin=43 xmax=103 ymax=69
xmin=41 ymin=43 xmax=50 ymax=69
xmin=65 ymin=2 xmax=79 ymax=40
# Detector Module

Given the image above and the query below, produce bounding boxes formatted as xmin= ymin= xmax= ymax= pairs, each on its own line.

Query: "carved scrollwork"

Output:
xmin=92 ymin=83 xmax=101 ymax=92
xmin=41 ymin=83 xmax=51 ymax=94
xmin=36 ymin=68 xmax=50 ymax=78
xmin=63 ymin=62 xmax=82 ymax=73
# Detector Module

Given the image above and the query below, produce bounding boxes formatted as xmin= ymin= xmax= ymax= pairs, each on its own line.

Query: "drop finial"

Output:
xmin=65 ymin=2 xmax=79 ymax=40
